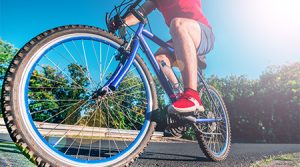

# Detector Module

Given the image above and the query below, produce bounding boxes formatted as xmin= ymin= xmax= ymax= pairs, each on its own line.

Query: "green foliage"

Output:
xmin=209 ymin=63 xmax=300 ymax=143
xmin=29 ymin=64 xmax=89 ymax=124
xmin=253 ymin=63 xmax=300 ymax=143
xmin=153 ymin=76 xmax=168 ymax=131
xmin=79 ymin=71 xmax=147 ymax=130
xmin=0 ymin=39 xmax=18 ymax=78
xmin=0 ymin=39 xmax=18 ymax=118
xmin=182 ymin=127 xmax=196 ymax=140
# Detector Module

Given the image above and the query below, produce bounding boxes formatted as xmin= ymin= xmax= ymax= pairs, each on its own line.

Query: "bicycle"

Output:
xmin=1 ymin=0 xmax=231 ymax=166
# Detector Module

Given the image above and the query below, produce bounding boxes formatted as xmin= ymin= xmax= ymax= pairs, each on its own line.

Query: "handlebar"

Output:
xmin=122 ymin=0 xmax=142 ymax=19
xmin=106 ymin=0 xmax=143 ymax=33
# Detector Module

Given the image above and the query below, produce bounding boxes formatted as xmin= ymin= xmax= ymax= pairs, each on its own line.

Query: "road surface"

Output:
xmin=0 ymin=134 xmax=299 ymax=167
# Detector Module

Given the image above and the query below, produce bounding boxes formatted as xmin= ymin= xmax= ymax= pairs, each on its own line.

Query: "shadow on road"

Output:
xmin=140 ymin=151 xmax=211 ymax=162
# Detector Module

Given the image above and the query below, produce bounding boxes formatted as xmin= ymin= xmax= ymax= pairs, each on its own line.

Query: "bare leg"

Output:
xmin=169 ymin=18 xmax=201 ymax=90
xmin=155 ymin=45 xmax=180 ymax=88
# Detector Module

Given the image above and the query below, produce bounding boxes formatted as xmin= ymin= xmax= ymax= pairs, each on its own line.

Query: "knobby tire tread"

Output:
xmin=196 ymin=86 xmax=231 ymax=162
xmin=1 ymin=25 xmax=158 ymax=167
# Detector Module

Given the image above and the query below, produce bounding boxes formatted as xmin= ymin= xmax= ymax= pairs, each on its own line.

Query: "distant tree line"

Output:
xmin=0 ymin=39 xmax=299 ymax=143
xmin=207 ymin=63 xmax=300 ymax=143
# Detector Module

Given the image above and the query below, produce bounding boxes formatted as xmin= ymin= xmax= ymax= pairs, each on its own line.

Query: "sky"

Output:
xmin=1 ymin=0 xmax=300 ymax=79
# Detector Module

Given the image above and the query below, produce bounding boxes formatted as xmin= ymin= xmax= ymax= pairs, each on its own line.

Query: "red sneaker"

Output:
xmin=168 ymin=88 xmax=204 ymax=116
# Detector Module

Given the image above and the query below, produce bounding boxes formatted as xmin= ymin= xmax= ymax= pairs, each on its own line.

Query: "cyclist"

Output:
xmin=110 ymin=0 xmax=215 ymax=116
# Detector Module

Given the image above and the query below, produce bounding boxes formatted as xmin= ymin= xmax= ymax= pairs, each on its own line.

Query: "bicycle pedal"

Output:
xmin=168 ymin=110 xmax=197 ymax=123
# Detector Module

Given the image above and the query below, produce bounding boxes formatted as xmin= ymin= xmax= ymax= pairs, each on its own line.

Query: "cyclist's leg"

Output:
xmin=169 ymin=17 xmax=202 ymax=90
xmin=155 ymin=42 xmax=180 ymax=88
xmin=167 ymin=17 xmax=205 ymax=114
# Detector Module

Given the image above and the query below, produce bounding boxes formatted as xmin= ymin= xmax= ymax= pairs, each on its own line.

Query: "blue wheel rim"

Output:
xmin=198 ymin=87 xmax=230 ymax=157
xmin=209 ymin=89 xmax=229 ymax=157
xmin=22 ymin=33 xmax=152 ymax=165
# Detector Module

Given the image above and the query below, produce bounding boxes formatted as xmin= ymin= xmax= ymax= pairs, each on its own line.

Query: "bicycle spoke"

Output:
xmin=30 ymin=102 xmax=76 ymax=115
xmin=81 ymin=40 xmax=97 ymax=89
xmin=101 ymin=44 xmax=110 ymax=84
xmin=102 ymin=100 xmax=125 ymax=154
xmin=107 ymin=98 xmax=143 ymax=129
xmin=30 ymin=99 xmax=82 ymax=102
xmin=88 ymin=102 xmax=98 ymax=160
xmin=72 ymin=40 xmax=86 ymax=67
xmin=108 ymin=99 xmax=144 ymax=128
xmin=92 ymin=40 xmax=102 ymax=83
xmin=115 ymin=93 xmax=148 ymax=103
xmin=96 ymin=100 xmax=103 ymax=159
xmin=29 ymin=86 xmax=85 ymax=90
xmin=115 ymin=83 xmax=144 ymax=94
xmin=101 ymin=54 xmax=115 ymax=83
xmin=45 ymin=55 xmax=86 ymax=90
xmin=55 ymin=45 xmax=97 ymax=88
xmin=63 ymin=104 xmax=97 ymax=155
xmin=31 ymin=73 xmax=86 ymax=91
xmin=99 ymin=42 xmax=102 ymax=84
xmin=115 ymin=91 xmax=147 ymax=99
xmin=45 ymin=98 xmax=92 ymax=137
xmin=40 ymin=99 xmax=85 ymax=124
xmin=75 ymin=104 xmax=98 ymax=159
xmin=201 ymin=88 xmax=229 ymax=155
xmin=106 ymin=98 xmax=145 ymax=117
xmin=22 ymin=31 xmax=154 ymax=163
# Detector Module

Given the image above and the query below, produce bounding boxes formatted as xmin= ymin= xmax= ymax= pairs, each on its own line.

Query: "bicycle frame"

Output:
xmin=102 ymin=23 xmax=221 ymax=123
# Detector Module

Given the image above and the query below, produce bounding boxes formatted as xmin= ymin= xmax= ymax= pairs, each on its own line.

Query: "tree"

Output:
xmin=206 ymin=63 xmax=300 ymax=143
xmin=0 ymin=39 xmax=18 ymax=78
xmin=80 ymin=71 xmax=150 ymax=130
xmin=255 ymin=63 xmax=300 ymax=143
xmin=29 ymin=63 xmax=89 ymax=125
xmin=0 ymin=39 xmax=18 ymax=118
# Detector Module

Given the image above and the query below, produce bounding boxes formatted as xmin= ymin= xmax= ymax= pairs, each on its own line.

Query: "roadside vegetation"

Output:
xmin=207 ymin=63 xmax=300 ymax=143
xmin=0 ymin=39 xmax=18 ymax=118
xmin=251 ymin=152 xmax=300 ymax=167
xmin=0 ymin=39 xmax=299 ymax=143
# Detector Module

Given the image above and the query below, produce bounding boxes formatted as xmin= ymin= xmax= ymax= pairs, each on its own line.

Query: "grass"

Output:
xmin=0 ymin=142 xmax=36 ymax=167
xmin=251 ymin=152 xmax=300 ymax=167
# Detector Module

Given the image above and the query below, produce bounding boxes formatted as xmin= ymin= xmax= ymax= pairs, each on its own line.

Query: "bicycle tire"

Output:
xmin=196 ymin=86 xmax=231 ymax=161
xmin=1 ymin=25 xmax=158 ymax=167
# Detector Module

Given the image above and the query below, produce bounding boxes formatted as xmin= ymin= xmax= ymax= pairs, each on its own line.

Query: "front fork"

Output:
xmin=93 ymin=34 xmax=140 ymax=99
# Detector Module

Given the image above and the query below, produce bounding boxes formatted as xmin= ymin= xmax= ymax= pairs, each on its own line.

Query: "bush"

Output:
xmin=208 ymin=63 xmax=300 ymax=143
xmin=0 ymin=39 xmax=18 ymax=118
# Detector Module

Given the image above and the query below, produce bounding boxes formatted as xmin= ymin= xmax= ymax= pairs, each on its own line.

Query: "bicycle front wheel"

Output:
xmin=1 ymin=25 xmax=158 ymax=167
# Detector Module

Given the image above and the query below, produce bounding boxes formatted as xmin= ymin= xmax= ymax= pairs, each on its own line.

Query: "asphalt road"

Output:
xmin=134 ymin=142 xmax=300 ymax=167
xmin=0 ymin=133 xmax=299 ymax=167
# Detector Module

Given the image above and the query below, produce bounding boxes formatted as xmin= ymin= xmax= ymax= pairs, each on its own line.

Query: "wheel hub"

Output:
xmin=92 ymin=86 xmax=114 ymax=102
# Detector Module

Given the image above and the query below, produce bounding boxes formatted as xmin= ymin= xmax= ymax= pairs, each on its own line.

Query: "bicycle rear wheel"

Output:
xmin=195 ymin=85 xmax=231 ymax=161
xmin=1 ymin=25 xmax=158 ymax=167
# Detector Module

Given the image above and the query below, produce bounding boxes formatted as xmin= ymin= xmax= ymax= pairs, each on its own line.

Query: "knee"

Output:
xmin=169 ymin=18 xmax=187 ymax=36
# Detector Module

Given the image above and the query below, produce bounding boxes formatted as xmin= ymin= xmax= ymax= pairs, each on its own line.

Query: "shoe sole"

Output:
xmin=168 ymin=105 xmax=205 ymax=116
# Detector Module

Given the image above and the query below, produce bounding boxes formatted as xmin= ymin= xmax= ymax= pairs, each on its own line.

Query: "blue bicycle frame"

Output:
xmin=102 ymin=23 xmax=221 ymax=123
